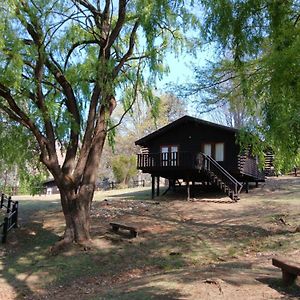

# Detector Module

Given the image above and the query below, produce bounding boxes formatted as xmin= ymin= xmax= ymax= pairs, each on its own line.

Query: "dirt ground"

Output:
xmin=1 ymin=176 xmax=300 ymax=299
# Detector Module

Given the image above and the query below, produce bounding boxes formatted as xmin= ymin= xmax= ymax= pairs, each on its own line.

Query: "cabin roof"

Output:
xmin=135 ymin=115 xmax=238 ymax=146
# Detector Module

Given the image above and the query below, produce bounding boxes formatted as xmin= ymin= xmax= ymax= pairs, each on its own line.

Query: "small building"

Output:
xmin=135 ymin=116 xmax=265 ymax=201
xmin=42 ymin=179 xmax=59 ymax=195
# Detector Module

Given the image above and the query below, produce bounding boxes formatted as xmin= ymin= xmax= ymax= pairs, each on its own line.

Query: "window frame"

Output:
xmin=215 ymin=142 xmax=225 ymax=162
xmin=201 ymin=142 xmax=225 ymax=162
xmin=160 ymin=145 xmax=179 ymax=167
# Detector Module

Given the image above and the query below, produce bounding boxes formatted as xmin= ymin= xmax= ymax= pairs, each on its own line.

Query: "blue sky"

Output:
xmin=157 ymin=47 xmax=216 ymax=122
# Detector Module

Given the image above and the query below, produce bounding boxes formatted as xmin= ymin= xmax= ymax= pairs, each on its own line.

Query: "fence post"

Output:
xmin=6 ymin=196 xmax=12 ymax=213
xmin=0 ymin=194 xmax=4 ymax=209
xmin=2 ymin=217 xmax=8 ymax=243
xmin=13 ymin=201 xmax=19 ymax=228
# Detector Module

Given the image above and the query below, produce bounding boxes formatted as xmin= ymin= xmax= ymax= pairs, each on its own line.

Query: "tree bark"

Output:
xmin=54 ymin=108 xmax=110 ymax=246
xmin=59 ymin=186 xmax=93 ymax=244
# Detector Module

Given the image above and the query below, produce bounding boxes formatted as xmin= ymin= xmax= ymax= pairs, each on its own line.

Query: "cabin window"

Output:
xmin=161 ymin=146 xmax=169 ymax=166
xmin=204 ymin=144 xmax=212 ymax=157
xmin=202 ymin=142 xmax=225 ymax=162
xmin=215 ymin=143 xmax=224 ymax=162
xmin=160 ymin=145 xmax=178 ymax=166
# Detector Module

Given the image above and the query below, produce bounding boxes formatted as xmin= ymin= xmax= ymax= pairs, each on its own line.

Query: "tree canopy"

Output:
xmin=0 ymin=0 xmax=197 ymax=244
xmin=182 ymin=0 xmax=300 ymax=170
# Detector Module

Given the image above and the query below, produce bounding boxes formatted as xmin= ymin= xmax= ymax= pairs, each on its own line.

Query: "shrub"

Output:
xmin=111 ymin=155 xmax=137 ymax=185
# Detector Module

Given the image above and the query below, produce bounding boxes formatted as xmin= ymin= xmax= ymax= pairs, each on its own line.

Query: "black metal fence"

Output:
xmin=0 ymin=193 xmax=18 ymax=244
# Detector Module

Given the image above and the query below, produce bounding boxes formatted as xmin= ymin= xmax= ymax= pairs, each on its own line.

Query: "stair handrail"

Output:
xmin=201 ymin=153 xmax=243 ymax=194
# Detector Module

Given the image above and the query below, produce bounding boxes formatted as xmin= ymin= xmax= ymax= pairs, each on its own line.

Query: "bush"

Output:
xmin=111 ymin=155 xmax=137 ymax=185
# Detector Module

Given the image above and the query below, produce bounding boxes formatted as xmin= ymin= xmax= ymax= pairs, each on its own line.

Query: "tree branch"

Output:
xmin=64 ymin=39 xmax=100 ymax=70
xmin=17 ymin=1 xmax=80 ymax=174
xmin=34 ymin=50 xmax=57 ymax=158
xmin=0 ymin=103 xmax=26 ymax=126
xmin=73 ymin=82 xmax=100 ymax=183
xmin=109 ymin=57 xmax=141 ymax=132
xmin=0 ymin=83 xmax=51 ymax=168
xmin=107 ymin=0 xmax=126 ymax=50
xmin=73 ymin=0 xmax=100 ymax=16
xmin=114 ymin=20 xmax=139 ymax=76
xmin=103 ymin=0 xmax=110 ymax=19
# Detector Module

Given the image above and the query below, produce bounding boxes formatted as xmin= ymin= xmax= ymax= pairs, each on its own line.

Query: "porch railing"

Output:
xmin=137 ymin=151 xmax=196 ymax=169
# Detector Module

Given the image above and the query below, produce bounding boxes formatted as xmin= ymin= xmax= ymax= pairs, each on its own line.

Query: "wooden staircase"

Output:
xmin=264 ymin=151 xmax=275 ymax=176
xmin=200 ymin=153 xmax=243 ymax=201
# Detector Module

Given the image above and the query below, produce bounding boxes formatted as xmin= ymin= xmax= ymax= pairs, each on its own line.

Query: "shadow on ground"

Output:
xmin=1 ymin=176 xmax=299 ymax=299
xmin=257 ymin=277 xmax=300 ymax=299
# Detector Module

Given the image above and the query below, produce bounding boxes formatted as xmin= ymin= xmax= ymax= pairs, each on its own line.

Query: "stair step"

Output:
xmin=207 ymin=167 xmax=240 ymax=201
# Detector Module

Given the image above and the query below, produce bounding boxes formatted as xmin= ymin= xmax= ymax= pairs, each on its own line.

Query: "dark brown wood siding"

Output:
xmin=143 ymin=121 xmax=240 ymax=172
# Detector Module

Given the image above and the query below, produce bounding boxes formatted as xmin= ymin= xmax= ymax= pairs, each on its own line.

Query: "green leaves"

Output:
xmin=0 ymin=0 xmax=199 ymax=183
xmin=0 ymin=118 xmax=45 ymax=191
xmin=188 ymin=0 xmax=300 ymax=171
xmin=111 ymin=154 xmax=137 ymax=184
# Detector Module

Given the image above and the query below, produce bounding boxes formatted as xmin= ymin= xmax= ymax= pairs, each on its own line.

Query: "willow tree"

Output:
xmin=187 ymin=0 xmax=300 ymax=170
xmin=0 ymin=0 xmax=196 ymax=245
xmin=0 ymin=119 xmax=42 ymax=194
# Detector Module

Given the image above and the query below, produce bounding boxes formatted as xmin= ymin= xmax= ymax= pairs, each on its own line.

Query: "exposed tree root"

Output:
xmin=50 ymin=238 xmax=73 ymax=256
xmin=50 ymin=238 xmax=94 ymax=255
xmin=77 ymin=239 xmax=94 ymax=251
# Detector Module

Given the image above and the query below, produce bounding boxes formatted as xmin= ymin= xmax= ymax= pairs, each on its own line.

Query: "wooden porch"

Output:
xmin=137 ymin=151 xmax=197 ymax=171
xmin=137 ymin=152 xmax=244 ymax=201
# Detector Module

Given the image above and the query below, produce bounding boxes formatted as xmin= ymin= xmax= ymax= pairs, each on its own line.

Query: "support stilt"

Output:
xmin=192 ymin=181 xmax=195 ymax=198
xmin=245 ymin=181 xmax=249 ymax=193
xmin=156 ymin=176 xmax=160 ymax=197
xmin=151 ymin=175 xmax=155 ymax=199
xmin=187 ymin=180 xmax=190 ymax=201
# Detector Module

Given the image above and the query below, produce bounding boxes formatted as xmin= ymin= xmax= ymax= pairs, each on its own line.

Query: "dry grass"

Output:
xmin=0 ymin=176 xmax=299 ymax=299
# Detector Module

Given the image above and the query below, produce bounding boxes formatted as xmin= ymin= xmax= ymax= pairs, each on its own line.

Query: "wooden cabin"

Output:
xmin=135 ymin=116 xmax=265 ymax=201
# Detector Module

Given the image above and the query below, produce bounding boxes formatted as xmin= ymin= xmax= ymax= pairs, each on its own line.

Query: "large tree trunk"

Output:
xmin=59 ymin=188 xmax=93 ymax=244
xmin=55 ymin=132 xmax=107 ymax=246
xmin=50 ymin=99 xmax=115 ymax=250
